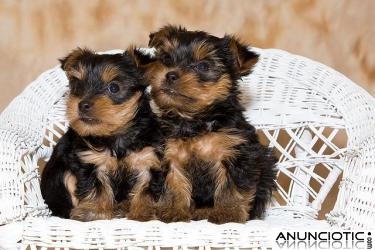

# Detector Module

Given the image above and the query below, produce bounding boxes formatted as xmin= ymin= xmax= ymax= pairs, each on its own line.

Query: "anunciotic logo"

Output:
xmin=272 ymin=231 xmax=373 ymax=250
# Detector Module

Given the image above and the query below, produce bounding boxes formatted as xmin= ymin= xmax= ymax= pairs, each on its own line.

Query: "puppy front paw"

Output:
xmin=192 ymin=207 xmax=212 ymax=221
xmin=127 ymin=210 xmax=156 ymax=221
xmin=157 ymin=207 xmax=191 ymax=223
xmin=207 ymin=208 xmax=248 ymax=224
xmin=70 ymin=207 xmax=112 ymax=221
xmin=113 ymin=201 xmax=130 ymax=218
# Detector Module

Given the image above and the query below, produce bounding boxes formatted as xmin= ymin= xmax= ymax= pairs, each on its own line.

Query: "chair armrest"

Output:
xmin=0 ymin=66 xmax=68 ymax=224
xmin=0 ymin=130 xmax=26 ymax=224
xmin=328 ymin=136 xmax=375 ymax=229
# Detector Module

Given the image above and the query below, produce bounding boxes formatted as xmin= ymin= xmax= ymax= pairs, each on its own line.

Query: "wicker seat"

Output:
xmin=1 ymin=48 xmax=374 ymax=249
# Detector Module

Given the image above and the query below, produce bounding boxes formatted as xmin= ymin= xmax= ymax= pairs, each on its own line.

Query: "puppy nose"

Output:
xmin=166 ymin=71 xmax=179 ymax=84
xmin=78 ymin=101 xmax=92 ymax=113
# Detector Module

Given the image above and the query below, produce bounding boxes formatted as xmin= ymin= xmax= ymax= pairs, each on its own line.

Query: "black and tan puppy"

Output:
xmin=146 ymin=25 xmax=277 ymax=224
xmin=40 ymin=48 xmax=163 ymax=221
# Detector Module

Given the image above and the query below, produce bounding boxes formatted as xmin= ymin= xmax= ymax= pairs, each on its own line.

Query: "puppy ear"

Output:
xmin=225 ymin=36 xmax=259 ymax=76
xmin=148 ymin=25 xmax=186 ymax=47
xmin=59 ymin=48 xmax=94 ymax=81
xmin=59 ymin=47 xmax=93 ymax=72
xmin=148 ymin=32 xmax=157 ymax=47
xmin=149 ymin=29 xmax=169 ymax=48
xmin=125 ymin=47 xmax=156 ymax=88
xmin=126 ymin=46 xmax=156 ymax=68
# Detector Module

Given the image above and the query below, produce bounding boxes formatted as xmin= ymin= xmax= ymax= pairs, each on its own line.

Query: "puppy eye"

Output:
xmin=195 ymin=62 xmax=209 ymax=72
xmin=108 ymin=82 xmax=120 ymax=94
xmin=161 ymin=54 xmax=173 ymax=67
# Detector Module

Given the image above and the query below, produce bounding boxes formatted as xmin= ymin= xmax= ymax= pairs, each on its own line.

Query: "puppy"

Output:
xmin=40 ymin=48 xmax=164 ymax=221
xmin=145 ymin=25 xmax=277 ymax=224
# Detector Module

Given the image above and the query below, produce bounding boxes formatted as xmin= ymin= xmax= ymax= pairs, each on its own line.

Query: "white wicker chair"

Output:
xmin=1 ymin=48 xmax=375 ymax=249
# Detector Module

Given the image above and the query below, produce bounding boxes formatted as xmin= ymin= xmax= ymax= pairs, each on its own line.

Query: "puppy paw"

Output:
xmin=191 ymin=208 xmax=212 ymax=221
xmin=70 ymin=207 xmax=112 ymax=221
xmin=127 ymin=211 xmax=156 ymax=221
xmin=207 ymin=208 xmax=248 ymax=224
xmin=157 ymin=208 xmax=191 ymax=223
xmin=113 ymin=201 xmax=130 ymax=218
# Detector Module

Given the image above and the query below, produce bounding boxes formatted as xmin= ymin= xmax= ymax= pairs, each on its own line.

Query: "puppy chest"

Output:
xmin=165 ymin=131 xmax=246 ymax=168
xmin=115 ymin=147 xmax=161 ymax=202
xmin=78 ymin=148 xmax=117 ymax=172
xmin=122 ymin=146 xmax=161 ymax=173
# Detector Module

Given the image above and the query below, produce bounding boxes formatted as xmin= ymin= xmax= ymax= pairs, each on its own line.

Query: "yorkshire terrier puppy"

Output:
xmin=40 ymin=47 xmax=164 ymax=221
xmin=145 ymin=25 xmax=277 ymax=224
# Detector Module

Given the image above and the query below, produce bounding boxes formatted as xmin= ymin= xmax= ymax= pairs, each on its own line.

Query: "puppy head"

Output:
xmin=147 ymin=25 xmax=259 ymax=117
xmin=61 ymin=47 xmax=149 ymax=137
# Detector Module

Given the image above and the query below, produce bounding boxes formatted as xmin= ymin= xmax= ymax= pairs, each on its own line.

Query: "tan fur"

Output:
xmin=157 ymin=162 xmax=192 ymax=222
xmin=164 ymin=131 xmax=245 ymax=163
xmin=127 ymin=190 xmax=156 ymax=221
xmin=63 ymin=171 xmax=78 ymax=207
xmin=78 ymin=148 xmax=118 ymax=172
xmin=228 ymin=37 xmax=259 ymax=75
xmin=172 ymin=131 xmax=245 ymax=200
xmin=144 ymin=61 xmax=167 ymax=87
xmin=66 ymin=62 xmax=86 ymax=80
xmin=123 ymin=146 xmax=161 ymax=171
xmin=166 ymin=159 xmax=192 ymax=208
xmin=182 ymin=74 xmax=232 ymax=113
xmin=113 ymin=200 xmax=130 ymax=218
xmin=66 ymin=92 xmax=141 ymax=136
xmin=164 ymin=138 xmax=190 ymax=167
xmin=70 ymin=147 xmax=118 ymax=221
xmin=149 ymin=28 xmax=170 ymax=47
xmin=158 ymin=138 xmax=192 ymax=222
xmin=190 ymin=131 xmax=246 ymax=161
xmin=149 ymin=28 xmax=179 ymax=51
xmin=193 ymin=187 xmax=255 ymax=223
xmin=158 ymin=130 xmax=246 ymax=222
xmin=148 ymin=34 xmax=232 ymax=115
xmin=66 ymin=95 xmax=80 ymax=123
xmin=211 ymin=161 xmax=229 ymax=199
xmin=169 ymin=38 xmax=180 ymax=51
xmin=70 ymin=166 xmax=114 ymax=221
xmin=190 ymin=131 xmax=254 ymax=223
xmin=126 ymin=46 xmax=141 ymax=68
xmin=150 ymin=64 xmax=233 ymax=117
xmin=193 ymin=42 xmax=212 ymax=61
xmin=117 ymin=147 xmax=161 ymax=221
xmin=159 ymin=38 xmax=179 ymax=52
xmin=101 ymin=64 xmax=120 ymax=83
xmin=192 ymin=41 xmax=221 ymax=62
xmin=61 ymin=48 xmax=87 ymax=72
